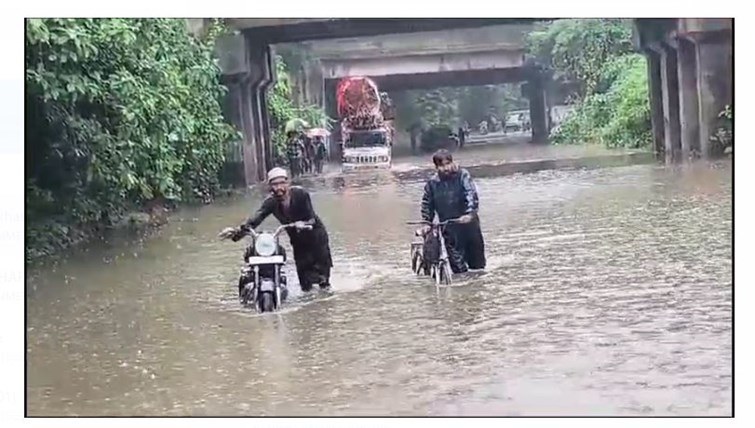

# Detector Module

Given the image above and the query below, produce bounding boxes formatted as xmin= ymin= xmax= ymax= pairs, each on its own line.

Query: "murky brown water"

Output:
xmin=26 ymin=148 xmax=732 ymax=416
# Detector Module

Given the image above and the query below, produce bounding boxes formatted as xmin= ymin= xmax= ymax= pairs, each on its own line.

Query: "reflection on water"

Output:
xmin=26 ymin=151 xmax=731 ymax=416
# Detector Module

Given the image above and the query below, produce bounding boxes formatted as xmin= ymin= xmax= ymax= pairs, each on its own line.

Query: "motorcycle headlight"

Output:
xmin=254 ymin=234 xmax=277 ymax=257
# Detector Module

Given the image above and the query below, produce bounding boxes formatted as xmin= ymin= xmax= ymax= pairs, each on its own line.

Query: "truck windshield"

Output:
xmin=346 ymin=131 xmax=386 ymax=148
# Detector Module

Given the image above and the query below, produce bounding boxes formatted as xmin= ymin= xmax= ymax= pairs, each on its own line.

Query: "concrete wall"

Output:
xmin=215 ymin=32 xmax=248 ymax=76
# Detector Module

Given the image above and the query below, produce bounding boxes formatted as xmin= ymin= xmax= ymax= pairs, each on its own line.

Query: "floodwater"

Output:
xmin=26 ymin=145 xmax=732 ymax=416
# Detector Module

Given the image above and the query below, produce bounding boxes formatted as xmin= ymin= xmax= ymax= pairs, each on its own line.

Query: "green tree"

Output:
xmin=527 ymin=19 xmax=633 ymax=98
xmin=528 ymin=19 xmax=652 ymax=149
xmin=551 ymin=54 xmax=651 ymax=149
xmin=25 ymin=18 xmax=237 ymax=259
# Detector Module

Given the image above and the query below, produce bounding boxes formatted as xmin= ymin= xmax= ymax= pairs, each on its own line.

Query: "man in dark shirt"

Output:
xmin=420 ymin=150 xmax=486 ymax=273
xmin=286 ymin=131 xmax=302 ymax=177
xmin=222 ymin=168 xmax=333 ymax=291
xmin=313 ymin=136 xmax=328 ymax=174
xmin=407 ymin=121 xmax=422 ymax=155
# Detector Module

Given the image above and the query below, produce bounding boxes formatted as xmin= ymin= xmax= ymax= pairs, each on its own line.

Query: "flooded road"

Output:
xmin=26 ymin=150 xmax=732 ymax=416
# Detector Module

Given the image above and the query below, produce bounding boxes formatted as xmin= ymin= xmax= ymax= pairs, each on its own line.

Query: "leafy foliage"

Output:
xmin=711 ymin=105 xmax=733 ymax=154
xmin=25 ymin=18 xmax=238 ymax=259
xmin=527 ymin=19 xmax=634 ymax=99
xmin=551 ymin=54 xmax=651 ymax=149
xmin=268 ymin=55 xmax=330 ymax=161
xmin=529 ymin=19 xmax=651 ymax=149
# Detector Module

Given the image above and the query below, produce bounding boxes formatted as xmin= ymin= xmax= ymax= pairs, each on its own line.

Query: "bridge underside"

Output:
xmin=230 ymin=18 xmax=541 ymax=44
xmin=216 ymin=18 xmax=549 ymax=186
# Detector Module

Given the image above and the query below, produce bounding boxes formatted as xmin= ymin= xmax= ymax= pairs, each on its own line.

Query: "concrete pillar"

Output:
xmin=694 ymin=34 xmax=732 ymax=158
xmin=261 ymin=47 xmax=276 ymax=172
xmin=658 ymin=43 xmax=682 ymax=163
xmin=324 ymin=78 xmax=340 ymax=155
xmin=527 ymin=76 xmax=548 ymax=144
xmin=644 ymin=50 xmax=666 ymax=159
xmin=308 ymin=64 xmax=325 ymax=108
xmin=676 ymin=38 xmax=701 ymax=159
xmin=238 ymin=79 xmax=260 ymax=186
xmin=218 ymin=79 xmax=251 ymax=186
xmin=244 ymin=41 xmax=275 ymax=183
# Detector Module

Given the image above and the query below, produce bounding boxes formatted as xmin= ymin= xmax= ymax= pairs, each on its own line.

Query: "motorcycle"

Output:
xmin=407 ymin=218 xmax=460 ymax=288
xmin=220 ymin=223 xmax=311 ymax=313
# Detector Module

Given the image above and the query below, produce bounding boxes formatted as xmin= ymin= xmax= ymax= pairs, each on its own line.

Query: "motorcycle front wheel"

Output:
xmin=259 ymin=292 xmax=275 ymax=313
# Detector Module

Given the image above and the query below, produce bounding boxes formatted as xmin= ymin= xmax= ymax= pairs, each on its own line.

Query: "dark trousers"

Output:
xmin=291 ymin=228 xmax=333 ymax=291
xmin=443 ymin=220 xmax=486 ymax=273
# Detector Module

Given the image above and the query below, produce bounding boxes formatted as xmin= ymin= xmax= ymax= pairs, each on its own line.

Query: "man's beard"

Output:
xmin=273 ymin=189 xmax=287 ymax=199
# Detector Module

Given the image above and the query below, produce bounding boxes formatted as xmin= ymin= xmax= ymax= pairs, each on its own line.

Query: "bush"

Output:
xmin=711 ymin=105 xmax=733 ymax=154
xmin=599 ymin=55 xmax=652 ymax=148
xmin=552 ymin=54 xmax=651 ymax=149
xmin=527 ymin=19 xmax=634 ymax=98
xmin=25 ymin=18 xmax=238 ymax=259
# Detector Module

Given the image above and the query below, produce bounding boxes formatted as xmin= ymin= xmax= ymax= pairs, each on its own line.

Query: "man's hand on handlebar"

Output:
xmin=457 ymin=214 xmax=474 ymax=224
xmin=219 ymin=227 xmax=240 ymax=240
xmin=218 ymin=226 xmax=247 ymax=242
xmin=294 ymin=221 xmax=312 ymax=230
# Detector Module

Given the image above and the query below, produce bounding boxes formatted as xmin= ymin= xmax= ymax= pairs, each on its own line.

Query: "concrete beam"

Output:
xmin=317 ymin=43 xmax=524 ymax=61
xmin=346 ymin=67 xmax=532 ymax=91
xmin=234 ymin=18 xmax=546 ymax=44
xmin=677 ymin=18 xmax=732 ymax=38
xmin=304 ymin=24 xmax=534 ymax=59
xmin=321 ymin=48 xmax=525 ymax=79
xmin=227 ymin=18 xmax=335 ymax=29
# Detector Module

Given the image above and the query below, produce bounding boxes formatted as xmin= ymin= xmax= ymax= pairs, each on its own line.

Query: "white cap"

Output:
xmin=267 ymin=167 xmax=289 ymax=183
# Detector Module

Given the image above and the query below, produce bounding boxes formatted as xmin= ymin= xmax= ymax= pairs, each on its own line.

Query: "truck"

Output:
xmin=337 ymin=77 xmax=393 ymax=172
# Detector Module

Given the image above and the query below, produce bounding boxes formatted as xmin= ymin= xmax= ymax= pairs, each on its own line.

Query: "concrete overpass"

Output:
xmin=198 ymin=18 xmax=547 ymax=186
xmin=226 ymin=18 xmax=540 ymax=44
xmin=304 ymin=24 xmax=534 ymax=91
xmin=316 ymin=45 xmax=549 ymax=146
xmin=306 ymin=23 xmax=549 ymax=145
xmin=300 ymin=23 xmax=532 ymax=57
xmin=209 ymin=18 xmax=733 ymax=186
xmin=319 ymin=47 xmax=526 ymax=82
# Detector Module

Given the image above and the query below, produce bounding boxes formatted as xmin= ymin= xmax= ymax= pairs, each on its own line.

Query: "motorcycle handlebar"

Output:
xmin=274 ymin=223 xmax=313 ymax=237
xmin=221 ymin=223 xmax=314 ymax=241
xmin=406 ymin=218 xmax=461 ymax=227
